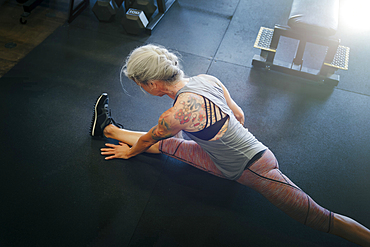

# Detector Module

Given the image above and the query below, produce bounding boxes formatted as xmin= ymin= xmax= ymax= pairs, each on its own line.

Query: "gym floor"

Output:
xmin=1 ymin=0 xmax=369 ymax=246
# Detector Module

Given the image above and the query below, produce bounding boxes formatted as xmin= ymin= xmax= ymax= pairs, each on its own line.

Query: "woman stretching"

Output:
xmin=90 ymin=44 xmax=370 ymax=246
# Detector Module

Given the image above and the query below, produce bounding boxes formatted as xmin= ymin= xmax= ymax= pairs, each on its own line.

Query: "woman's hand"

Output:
xmin=101 ymin=142 xmax=131 ymax=160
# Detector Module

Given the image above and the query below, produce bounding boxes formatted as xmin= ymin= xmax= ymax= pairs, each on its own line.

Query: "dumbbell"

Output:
xmin=92 ymin=0 xmax=124 ymax=22
xmin=125 ymin=0 xmax=157 ymax=20
xmin=121 ymin=8 xmax=148 ymax=35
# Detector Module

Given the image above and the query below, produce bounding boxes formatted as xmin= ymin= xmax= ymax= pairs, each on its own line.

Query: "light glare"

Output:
xmin=340 ymin=0 xmax=370 ymax=32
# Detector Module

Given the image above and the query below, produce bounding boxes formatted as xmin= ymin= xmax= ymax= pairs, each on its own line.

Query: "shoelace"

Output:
xmin=111 ymin=118 xmax=124 ymax=129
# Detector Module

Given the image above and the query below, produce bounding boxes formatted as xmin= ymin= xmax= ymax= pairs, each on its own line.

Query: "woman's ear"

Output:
xmin=149 ymin=80 xmax=158 ymax=89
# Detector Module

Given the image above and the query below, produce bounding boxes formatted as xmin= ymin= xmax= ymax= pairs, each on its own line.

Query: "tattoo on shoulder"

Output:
xmin=174 ymin=94 xmax=205 ymax=128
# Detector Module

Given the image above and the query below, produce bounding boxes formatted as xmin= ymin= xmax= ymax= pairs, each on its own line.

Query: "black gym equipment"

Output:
xmin=252 ymin=0 xmax=350 ymax=87
xmin=121 ymin=0 xmax=176 ymax=35
xmin=92 ymin=0 xmax=124 ymax=22
xmin=121 ymin=8 xmax=149 ymax=35
xmin=18 ymin=0 xmax=88 ymax=24
xmin=19 ymin=0 xmax=44 ymax=24
xmin=68 ymin=0 xmax=89 ymax=23
xmin=125 ymin=0 xmax=157 ymax=20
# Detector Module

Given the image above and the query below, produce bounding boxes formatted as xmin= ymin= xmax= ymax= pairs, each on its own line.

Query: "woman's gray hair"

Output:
xmin=121 ymin=44 xmax=184 ymax=86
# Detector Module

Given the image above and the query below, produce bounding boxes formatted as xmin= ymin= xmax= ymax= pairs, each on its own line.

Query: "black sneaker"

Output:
xmin=90 ymin=93 xmax=123 ymax=138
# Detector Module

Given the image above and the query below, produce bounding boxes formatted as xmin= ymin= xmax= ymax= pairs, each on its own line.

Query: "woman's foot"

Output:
xmin=90 ymin=93 xmax=122 ymax=138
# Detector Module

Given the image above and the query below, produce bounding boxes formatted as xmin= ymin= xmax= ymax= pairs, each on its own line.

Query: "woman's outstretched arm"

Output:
xmin=101 ymin=104 xmax=184 ymax=159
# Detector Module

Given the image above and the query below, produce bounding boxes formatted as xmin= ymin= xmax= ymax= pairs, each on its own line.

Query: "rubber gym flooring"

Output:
xmin=1 ymin=0 xmax=369 ymax=246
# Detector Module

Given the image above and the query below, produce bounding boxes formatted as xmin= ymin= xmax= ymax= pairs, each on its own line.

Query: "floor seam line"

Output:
xmin=207 ymin=0 xmax=242 ymax=74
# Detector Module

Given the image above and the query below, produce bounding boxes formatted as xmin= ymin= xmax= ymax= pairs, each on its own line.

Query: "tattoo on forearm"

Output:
xmin=151 ymin=119 xmax=173 ymax=141
xmin=159 ymin=118 xmax=170 ymax=131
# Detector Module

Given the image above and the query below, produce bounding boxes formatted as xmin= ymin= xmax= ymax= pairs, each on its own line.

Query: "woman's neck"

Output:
xmin=166 ymin=78 xmax=189 ymax=99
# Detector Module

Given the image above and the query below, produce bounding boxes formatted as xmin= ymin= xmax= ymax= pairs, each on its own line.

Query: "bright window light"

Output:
xmin=340 ymin=0 xmax=370 ymax=32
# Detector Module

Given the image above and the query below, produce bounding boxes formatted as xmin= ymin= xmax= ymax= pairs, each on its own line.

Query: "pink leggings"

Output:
xmin=159 ymin=138 xmax=333 ymax=233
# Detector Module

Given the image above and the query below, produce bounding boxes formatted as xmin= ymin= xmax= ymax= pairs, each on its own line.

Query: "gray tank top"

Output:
xmin=174 ymin=76 xmax=267 ymax=180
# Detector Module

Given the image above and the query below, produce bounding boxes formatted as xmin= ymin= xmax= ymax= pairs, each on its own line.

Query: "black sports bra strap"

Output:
xmin=213 ymin=102 xmax=218 ymax=122
xmin=203 ymin=96 xmax=208 ymax=128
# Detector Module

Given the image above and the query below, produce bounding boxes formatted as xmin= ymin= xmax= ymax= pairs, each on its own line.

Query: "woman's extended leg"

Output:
xmin=236 ymin=150 xmax=370 ymax=246
xmin=331 ymin=214 xmax=370 ymax=246
xmin=103 ymin=124 xmax=161 ymax=154
xmin=159 ymin=138 xmax=226 ymax=178
xmin=159 ymin=137 xmax=370 ymax=246
xmin=237 ymin=150 xmax=334 ymax=232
